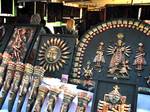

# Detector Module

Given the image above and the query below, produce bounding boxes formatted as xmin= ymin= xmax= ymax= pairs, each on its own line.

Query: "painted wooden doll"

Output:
xmin=133 ymin=43 xmax=146 ymax=74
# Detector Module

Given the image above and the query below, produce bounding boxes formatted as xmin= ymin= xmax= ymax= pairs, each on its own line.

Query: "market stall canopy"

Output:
xmin=17 ymin=0 xmax=48 ymax=2
xmin=64 ymin=0 xmax=90 ymax=2
xmin=18 ymin=0 xmax=90 ymax=2
xmin=17 ymin=0 xmax=150 ymax=11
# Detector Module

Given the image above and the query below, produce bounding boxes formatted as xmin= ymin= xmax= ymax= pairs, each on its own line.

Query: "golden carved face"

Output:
xmin=45 ymin=46 xmax=61 ymax=63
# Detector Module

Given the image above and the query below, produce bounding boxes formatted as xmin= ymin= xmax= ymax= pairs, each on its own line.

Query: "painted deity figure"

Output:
xmin=107 ymin=33 xmax=131 ymax=77
xmin=7 ymin=28 xmax=32 ymax=62
xmin=97 ymin=85 xmax=131 ymax=112
xmin=11 ymin=28 xmax=27 ymax=61
xmin=133 ymin=43 xmax=146 ymax=75
xmin=93 ymin=42 xmax=105 ymax=72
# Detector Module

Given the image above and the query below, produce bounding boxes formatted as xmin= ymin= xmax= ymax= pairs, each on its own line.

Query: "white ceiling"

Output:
xmin=17 ymin=0 xmax=150 ymax=10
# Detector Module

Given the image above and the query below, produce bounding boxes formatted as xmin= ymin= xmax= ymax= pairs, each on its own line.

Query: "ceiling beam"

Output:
xmin=64 ymin=0 xmax=90 ymax=2
xmin=17 ymin=0 xmax=48 ymax=2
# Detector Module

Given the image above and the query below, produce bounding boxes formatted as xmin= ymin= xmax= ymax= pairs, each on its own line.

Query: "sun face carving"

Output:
xmin=45 ymin=46 xmax=61 ymax=64
xmin=38 ymin=38 xmax=70 ymax=72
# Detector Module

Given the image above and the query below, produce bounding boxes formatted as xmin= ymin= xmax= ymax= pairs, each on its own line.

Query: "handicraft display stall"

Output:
xmin=70 ymin=19 xmax=150 ymax=112
xmin=0 ymin=19 xmax=149 ymax=112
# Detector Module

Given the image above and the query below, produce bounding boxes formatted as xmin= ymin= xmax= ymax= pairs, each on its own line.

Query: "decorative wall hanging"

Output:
xmin=4 ymin=25 xmax=41 ymax=62
xmin=93 ymin=42 xmax=105 ymax=72
xmin=97 ymin=85 xmax=131 ymax=112
xmin=35 ymin=34 xmax=76 ymax=78
xmin=71 ymin=19 xmax=150 ymax=89
xmin=38 ymin=38 xmax=70 ymax=72
xmin=107 ymin=33 xmax=131 ymax=79
xmin=133 ymin=43 xmax=146 ymax=76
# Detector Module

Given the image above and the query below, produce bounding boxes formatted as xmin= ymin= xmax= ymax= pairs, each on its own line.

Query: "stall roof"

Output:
xmin=17 ymin=0 xmax=48 ymax=2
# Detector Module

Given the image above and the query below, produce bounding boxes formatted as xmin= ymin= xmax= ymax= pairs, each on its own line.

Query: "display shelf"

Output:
xmin=0 ymin=77 xmax=93 ymax=112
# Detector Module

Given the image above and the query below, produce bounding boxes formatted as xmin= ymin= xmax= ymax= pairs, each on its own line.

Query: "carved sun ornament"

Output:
xmin=38 ymin=38 xmax=70 ymax=72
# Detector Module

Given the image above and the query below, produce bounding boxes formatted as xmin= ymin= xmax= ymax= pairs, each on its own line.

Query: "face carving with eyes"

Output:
xmin=45 ymin=46 xmax=61 ymax=64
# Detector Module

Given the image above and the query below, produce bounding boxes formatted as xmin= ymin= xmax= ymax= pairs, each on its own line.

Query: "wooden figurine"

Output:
xmin=93 ymin=42 xmax=105 ymax=72
xmin=133 ymin=43 xmax=146 ymax=76
xmin=0 ymin=52 xmax=12 ymax=89
xmin=17 ymin=63 xmax=33 ymax=112
xmin=26 ymin=66 xmax=45 ymax=112
xmin=8 ymin=62 xmax=25 ymax=112
xmin=32 ymin=85 xmax=49 ymax=112
xmin=0 ymin=61 xmax=15 ymax=109
xmin=76 ymin=92 xmax=91 ymax=112
xmin=46 ymin=87 xmax=60 ymax=112
xmin=60 ymin=90 xmax=75 ymax=112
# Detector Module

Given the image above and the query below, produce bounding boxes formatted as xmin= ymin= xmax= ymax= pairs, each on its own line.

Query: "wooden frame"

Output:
xmin=4 ymin=24 xmax=41 ymax=63
xmin=34 ymin=34 xmax=76 ymax=78
xmin=0 ymin=24 xmax=14 ymax=53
